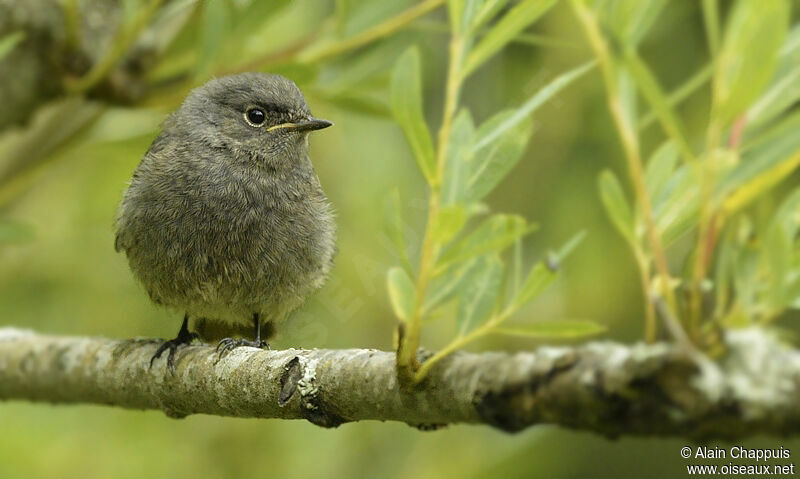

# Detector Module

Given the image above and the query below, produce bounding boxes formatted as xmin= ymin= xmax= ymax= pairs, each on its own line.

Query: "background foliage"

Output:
xmin=0 ymin=0 xmax=798 ymax=477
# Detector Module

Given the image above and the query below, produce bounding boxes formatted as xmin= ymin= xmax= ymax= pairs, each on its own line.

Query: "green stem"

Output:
xmin=414 ymin=311 xmax=508 ymax=382
xmin=397 ymin=34 xmax=467 ymax=384
xmin=570 ymin=0 xmax=679 ymax=323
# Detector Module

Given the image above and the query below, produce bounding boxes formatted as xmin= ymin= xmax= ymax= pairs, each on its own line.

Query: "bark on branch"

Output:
xmin=1 ymin=327 xmax=798 ymax=439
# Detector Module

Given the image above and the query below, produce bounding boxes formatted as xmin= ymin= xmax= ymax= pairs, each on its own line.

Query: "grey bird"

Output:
xmin=115 ymin=73 xmax=336 ymax=370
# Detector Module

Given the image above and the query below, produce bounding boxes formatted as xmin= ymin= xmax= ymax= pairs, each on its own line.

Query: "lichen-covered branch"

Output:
xmin=1 ymin=327 xmax=799 ymax=439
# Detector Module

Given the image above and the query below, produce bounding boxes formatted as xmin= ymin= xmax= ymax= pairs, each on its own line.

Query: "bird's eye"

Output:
xmin=245 ymin=108 xmax=266 ymax=126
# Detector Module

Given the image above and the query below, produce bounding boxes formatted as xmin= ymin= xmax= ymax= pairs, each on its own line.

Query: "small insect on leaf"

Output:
xmin=511 ymin=231 xmax=586 ymax=309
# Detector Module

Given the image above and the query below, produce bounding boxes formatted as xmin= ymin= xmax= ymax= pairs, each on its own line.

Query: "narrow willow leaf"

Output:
xmin=386 ymin=267 xmax=416 ymax=322
xmin=512 ymin=231 xmax=585 ymax=309
xmin=655 ymin=165 xmax=700 ymax=245
xmin=598 ymin=170 xmax=634 ymax=242
xmin=602 ymin=0 xmax=666 ymax=46
xmin=0 ymin=31 xmax=24 ymax=61
xmin=456 ymin=255 xmax=504 ymax=335
xmin=383 ymin=189 xmax=413 ymax=273
xmin=438 ymin=214 xmax=534 ymax=268
xmin=391 ymin=47 xmax=437 ymax=185
xmin=425 ymin=257 xmax=479 ymax=312
xmin=719 ymin=112 xmax=800 ymax=214
xmin=748 ymin=26 xmax=800 ymax=127
xmin=462 ymin=0 xmax=557 ymax=77
xmin=645 ymin=141 xmax=679 ymax=208
xmin=0 ymin=219 xmax=35 ymax=244
xmin=639 ymin=64 xmax=713 ymax=130
xmin=493 ymin=320 xmax=606 ymax=338
xmin=469 ymin=0 xmax=510 ymax=32
xmin=713 ymin=0 xmax=790 ymax=124
xmin=474 ymin=61 xmax=595 ymax=151
xmin=432 ymin=205 xmax=467 ymax=245
xmin=442 ymin=110 xmax=476 ymax=206
xmin=467 ymin=111 xmax=532 ymax=202
xmin=624 ymin=52 xmax=693 ymax=159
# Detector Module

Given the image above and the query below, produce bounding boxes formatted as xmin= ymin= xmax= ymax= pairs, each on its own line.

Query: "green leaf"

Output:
xmin=466 ymin=111 xmax=532 ymax=202
xmin=469 ymin=0 xmax=511 ymax=32
xmin=0 ymin=219 xmax=35 ymax=244
xmin=645 ymin=141 xmax=679 ymax=207
xmin=383 ymin=189 xmax=413 ymax=274
xmin=719 ymin=112 xmax=800 ymax=214
xmin=442 ymin=109 xmax=476 ymax=206
xmin=456 ymin=255 xmax=504 ymax=335
xmin=600 ymin=0 xmax=666 ymax=46
xmin=598 ymin=170 xmax=634 ymax=242
xmin=391 ymin=47 xmax=437 ymax=185
xmin=0 ymin=31 xmax=25 ymax=61
xmin=654 ymin=165 xmax=700 ymax=245
xmin=387 ymin=267 xmax=416 ymax=322
xmin=623 ymin=51 xmax=693 ymax=160
xmin=748 ymin=26 xmax=800 ymax=127
xmin=511 ymin=231 xmax=585 ymax=309
xmin=473 ymin=61 xmax=594 ymax=151
xmin=493 ymin=320 xmax=606 ymax=339
xmin=431 ymin=205 xmax=467 ymax=245
xmin=713 ymin=0 xmax=790 ymax=124
xmin=638 ymin=64 xmax=713 ymax=130
xmin=462 ymin=0 xmax=557 ymax=77
xmin=438 ymin=214 xmax=534 ymax=269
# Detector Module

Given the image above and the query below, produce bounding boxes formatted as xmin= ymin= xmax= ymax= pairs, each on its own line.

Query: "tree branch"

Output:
xmin=1 ymin=327 xmax=798 ymax=438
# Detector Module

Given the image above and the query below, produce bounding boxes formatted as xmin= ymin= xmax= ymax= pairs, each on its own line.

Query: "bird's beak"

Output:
xmin=266 ymin=118 xmax=333 ymax=133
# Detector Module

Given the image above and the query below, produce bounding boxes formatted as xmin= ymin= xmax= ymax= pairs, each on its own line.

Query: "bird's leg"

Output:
xmin=150 ymin=314 xmax=199 ymax=373
xmin=216 ymin=313 xmax=271 ymax=356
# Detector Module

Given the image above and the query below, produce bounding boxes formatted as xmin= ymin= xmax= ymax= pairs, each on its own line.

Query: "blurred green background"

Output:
xmin=1 ymin=0 xmax=799 ymax=477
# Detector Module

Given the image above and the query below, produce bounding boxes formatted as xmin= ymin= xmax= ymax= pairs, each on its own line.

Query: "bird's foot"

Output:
xmin=150 ymin=328 xmax=199 ymax=373
xmin=216 ymin=338 xmax=270 ymax=356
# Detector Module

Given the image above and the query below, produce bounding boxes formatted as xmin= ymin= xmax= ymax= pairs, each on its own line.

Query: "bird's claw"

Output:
xmin=216 ymin=338 xmax=270 ymax=357
xmin=150 ymin=331 xmax=198 ymax=373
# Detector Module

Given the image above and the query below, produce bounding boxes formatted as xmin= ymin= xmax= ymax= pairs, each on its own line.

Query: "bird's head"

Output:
xmin=173 ymin=72 xmax=332 ymax=168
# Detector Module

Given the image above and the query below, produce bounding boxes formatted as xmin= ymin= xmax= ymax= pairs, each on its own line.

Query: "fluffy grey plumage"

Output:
xmin=115 ymin=73 xmax=335 ymax=356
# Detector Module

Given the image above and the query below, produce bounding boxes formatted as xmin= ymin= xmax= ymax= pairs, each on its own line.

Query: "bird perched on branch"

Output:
xmin=115 ymin=73 xmax=336 ymax=371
